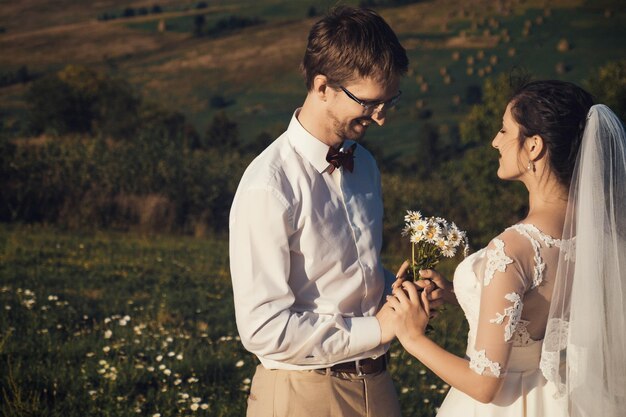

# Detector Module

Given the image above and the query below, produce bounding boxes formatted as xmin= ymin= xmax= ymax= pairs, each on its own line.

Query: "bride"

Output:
xmin=385 ymin=80 xmax=626 ymax=416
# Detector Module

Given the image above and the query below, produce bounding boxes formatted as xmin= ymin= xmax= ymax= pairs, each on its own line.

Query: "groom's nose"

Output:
xmin=371 ymin=110 xmax=387 ymax=126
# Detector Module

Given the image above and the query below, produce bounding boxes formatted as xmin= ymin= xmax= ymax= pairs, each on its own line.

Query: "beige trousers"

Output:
xmin=246 ymin=365 xmax=401 ymax=417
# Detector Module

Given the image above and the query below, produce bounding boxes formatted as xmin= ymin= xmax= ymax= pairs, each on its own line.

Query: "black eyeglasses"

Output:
xmin=339 ymin=86 xmax=402 ymax=114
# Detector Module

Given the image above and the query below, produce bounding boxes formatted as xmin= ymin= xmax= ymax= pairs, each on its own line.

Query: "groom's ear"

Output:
xmin=312 ymin=74 xmax=331 ymax=102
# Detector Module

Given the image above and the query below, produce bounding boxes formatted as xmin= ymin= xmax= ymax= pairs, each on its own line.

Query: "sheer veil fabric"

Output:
xmin=540 ymin=104 xmax=626 ymax=416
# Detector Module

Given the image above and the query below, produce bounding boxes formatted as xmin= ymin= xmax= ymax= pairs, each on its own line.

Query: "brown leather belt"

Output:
xmin=328 ymin=355 xmax=387 ymax=375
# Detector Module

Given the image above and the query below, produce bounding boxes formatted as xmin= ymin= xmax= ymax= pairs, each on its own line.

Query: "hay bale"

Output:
xmin=555 ymin=62 xmax=571 ymax=75
xmin=158 ymin=19 xmax=167 ymax=32
xmin=557 ymin=38 xmax=570 ymax=52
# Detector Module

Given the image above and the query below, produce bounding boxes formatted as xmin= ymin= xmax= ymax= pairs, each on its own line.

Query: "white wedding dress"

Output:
xmin=437 ymin=223 xmax=569 ymax=417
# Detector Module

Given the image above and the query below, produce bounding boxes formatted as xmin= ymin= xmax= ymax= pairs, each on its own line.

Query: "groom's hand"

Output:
xmin=375 ymin=303 xmax=396 ymax=344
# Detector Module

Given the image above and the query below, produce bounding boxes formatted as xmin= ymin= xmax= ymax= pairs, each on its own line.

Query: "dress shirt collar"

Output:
xmin=288 ymin=109 xmax=354 ymax=174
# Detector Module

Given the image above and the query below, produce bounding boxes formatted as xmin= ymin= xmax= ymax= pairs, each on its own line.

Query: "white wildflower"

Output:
xmin=404 ymin=210 xmax=422 ymax=223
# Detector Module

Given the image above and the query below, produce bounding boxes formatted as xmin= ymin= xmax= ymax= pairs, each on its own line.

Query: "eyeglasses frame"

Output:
xmin=339 ymin=85 xmax=402 ymax=114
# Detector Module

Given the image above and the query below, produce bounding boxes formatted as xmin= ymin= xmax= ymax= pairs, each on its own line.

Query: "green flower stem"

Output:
xmin=412 ymin=242 xmax=417 ymax=280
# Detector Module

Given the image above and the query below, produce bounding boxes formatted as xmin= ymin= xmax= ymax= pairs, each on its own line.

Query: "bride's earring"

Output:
xmin=527 ymin=160 xmax=535 ymax=172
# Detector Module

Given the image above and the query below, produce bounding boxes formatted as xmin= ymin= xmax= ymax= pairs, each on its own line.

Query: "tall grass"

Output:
xmin=0 ymin=225 xmax=467 ymax=416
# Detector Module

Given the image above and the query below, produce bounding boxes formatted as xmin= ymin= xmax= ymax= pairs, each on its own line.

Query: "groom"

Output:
xmin=229 ymin=6 xmax=408 ymax=417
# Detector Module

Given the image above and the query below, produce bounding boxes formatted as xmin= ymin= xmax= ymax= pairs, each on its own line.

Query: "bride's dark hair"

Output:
xmin=509 ymin=80 xmax=595 ymax=186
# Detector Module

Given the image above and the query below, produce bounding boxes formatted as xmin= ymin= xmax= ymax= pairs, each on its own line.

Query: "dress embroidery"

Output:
xmin=484 ymin=239 xmax=513 ymax=286
xmin=469 ymin=349 xmax=501 ymax=377
xmin=489 ymin=292 xmax=523 ymax=342
xmin=512 ymin=319 xmax=535 ymax=346
xmin=510 ymin=224 xmax=564 ymax=288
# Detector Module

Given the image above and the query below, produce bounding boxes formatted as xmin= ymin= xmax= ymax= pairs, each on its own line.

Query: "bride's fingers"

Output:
xmin=428 ymin=288 xmax=443 ymax=301
xmin=391 ymin=276 xmax=404 ymax=291
xmin=385 ymin=295 xmax=400 ymax=310
xmin=395 ymin=260 xmax=410 ymax=277
xmin=429 ymin=298 xmax=444 ymax=309
xmin=419 ymin=269 xmax=446 ymax=287
xmin=401 ymin=281 xmax=420 ymax=304
xmin=392 ymin=287 xmax=410 ymax=305
xmin=414 ymin=278 xmax=434 ymax=291
xmin=421 ymin=289 xmax=431 ymax=315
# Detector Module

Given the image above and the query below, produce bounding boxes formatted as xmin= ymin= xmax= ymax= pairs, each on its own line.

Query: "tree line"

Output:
xmin=1 ymin=61 xmax=624 ymax=246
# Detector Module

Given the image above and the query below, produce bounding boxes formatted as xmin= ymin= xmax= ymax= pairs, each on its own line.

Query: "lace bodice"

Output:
xmin=453 ymin=224 xmax=567 ymax=378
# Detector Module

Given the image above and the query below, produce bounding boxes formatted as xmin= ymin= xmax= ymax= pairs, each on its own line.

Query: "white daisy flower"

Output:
xmin=446 ymin=227 xmax=462 ymax=247
xmin=424 ymin=221 xmax=442 ymax=243
xmin=404 ymin=210 xmax=422 ymax=223
xmin=411 ymin=219 xmax=429 ymax=239
xmin=442 ymin=245 xmax=456 ymax=258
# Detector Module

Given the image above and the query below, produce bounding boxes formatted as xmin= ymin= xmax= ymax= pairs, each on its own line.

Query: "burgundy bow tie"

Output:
xmin=326 ymin=143 xmax=357 ymax=173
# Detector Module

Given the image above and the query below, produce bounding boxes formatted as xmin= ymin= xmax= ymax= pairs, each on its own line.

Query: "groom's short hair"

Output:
xmin=301 ymin=6 xmax=408 ymax=90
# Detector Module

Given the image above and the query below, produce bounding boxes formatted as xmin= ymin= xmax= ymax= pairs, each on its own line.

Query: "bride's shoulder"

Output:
xmin=484 ymin=226 xmax=536 ymax=258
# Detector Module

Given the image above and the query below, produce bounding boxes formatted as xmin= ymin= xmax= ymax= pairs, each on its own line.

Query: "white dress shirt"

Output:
xmin=229 ymin=109 xmax=394 ymax=370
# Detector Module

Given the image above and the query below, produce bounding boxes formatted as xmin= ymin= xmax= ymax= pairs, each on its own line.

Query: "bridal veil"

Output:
xmin=541 ymin=104 xmax=626 ymax=416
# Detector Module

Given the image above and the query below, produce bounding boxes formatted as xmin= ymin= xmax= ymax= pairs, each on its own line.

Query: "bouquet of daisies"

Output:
xmin=402 ymin=210 xmax=469 ymax=281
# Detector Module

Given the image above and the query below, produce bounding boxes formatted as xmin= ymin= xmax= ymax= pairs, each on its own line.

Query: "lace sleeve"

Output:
xmin=469 ymin=232 xmax=529 ymax=378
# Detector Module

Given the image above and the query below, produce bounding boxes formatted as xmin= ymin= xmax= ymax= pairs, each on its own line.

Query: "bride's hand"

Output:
xmin=386 ymin=281 xmax=431 ymax=344
xmin=391 ymin=260 xmax=411 ymax=290
xmin=392 ymin=261 xmax=453 ymax=310
xmin=418 ymin=269 xmax=458 ymax=306
xmin=392 ymin=260 xmax=437 ymax=294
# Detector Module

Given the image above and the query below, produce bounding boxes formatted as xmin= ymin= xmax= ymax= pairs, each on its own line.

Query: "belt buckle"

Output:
xmin=355 ymin=359 xmax=365 ymax=376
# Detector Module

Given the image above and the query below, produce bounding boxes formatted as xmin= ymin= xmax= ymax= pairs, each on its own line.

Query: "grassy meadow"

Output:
xmin=0 ymin=225 xmax=467 ymax=416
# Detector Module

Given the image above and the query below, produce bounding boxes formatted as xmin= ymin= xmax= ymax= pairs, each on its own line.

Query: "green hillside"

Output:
xmin=1 ymin=0 xmax=624 ymax=151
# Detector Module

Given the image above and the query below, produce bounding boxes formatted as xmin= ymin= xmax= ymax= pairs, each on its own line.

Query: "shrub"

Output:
xmin=25 ymin=65 xmax=140 ymax=138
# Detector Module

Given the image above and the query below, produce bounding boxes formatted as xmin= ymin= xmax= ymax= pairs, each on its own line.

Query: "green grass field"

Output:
xmin=0 ymin=225 xmax=467 ymax=416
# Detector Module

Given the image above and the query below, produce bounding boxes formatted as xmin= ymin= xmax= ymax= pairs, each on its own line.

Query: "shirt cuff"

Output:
xmin=346 ymin=316 xmax=381 ymax=355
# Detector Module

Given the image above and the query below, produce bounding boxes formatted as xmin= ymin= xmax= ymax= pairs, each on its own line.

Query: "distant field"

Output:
xmin=0 ymin=225 xmax=467 ymax=416
xmin=1 ymin=0 xmax=624 ymax=154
